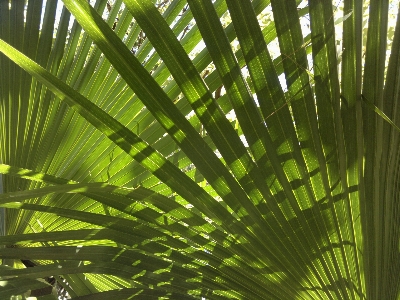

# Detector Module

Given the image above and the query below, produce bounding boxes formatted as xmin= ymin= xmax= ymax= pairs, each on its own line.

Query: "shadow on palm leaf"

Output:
xmin=0 ymin=172 xmax=364 ymax=299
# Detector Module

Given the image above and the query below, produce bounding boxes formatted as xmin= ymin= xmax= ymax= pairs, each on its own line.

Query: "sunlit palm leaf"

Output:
xmin=0 ymin=0 xmax=399 ymax=299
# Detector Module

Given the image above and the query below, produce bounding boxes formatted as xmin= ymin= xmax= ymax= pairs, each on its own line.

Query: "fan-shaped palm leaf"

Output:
xmin=0 ymin=0 xmax=399 ymax=299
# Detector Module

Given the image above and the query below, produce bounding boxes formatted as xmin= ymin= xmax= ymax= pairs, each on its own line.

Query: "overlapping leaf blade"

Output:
xmin=0 ymin=0 xmax=399 ymax=299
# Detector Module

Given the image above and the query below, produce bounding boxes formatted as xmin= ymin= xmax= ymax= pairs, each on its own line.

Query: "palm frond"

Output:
xmin=0 ymin=0 xmax=399 ymax=299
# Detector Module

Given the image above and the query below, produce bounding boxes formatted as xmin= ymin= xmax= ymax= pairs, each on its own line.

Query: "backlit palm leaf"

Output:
xmin=0 ymin=0 xmax=399 ymax=299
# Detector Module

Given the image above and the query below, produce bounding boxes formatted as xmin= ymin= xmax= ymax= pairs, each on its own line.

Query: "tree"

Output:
xmin=0 ymin=0 xmax=399 ymax=299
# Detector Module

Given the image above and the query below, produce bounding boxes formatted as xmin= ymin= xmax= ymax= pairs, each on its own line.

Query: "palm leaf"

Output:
xmin=0 ymin=0 xmax=399 ymax=299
